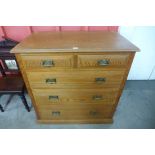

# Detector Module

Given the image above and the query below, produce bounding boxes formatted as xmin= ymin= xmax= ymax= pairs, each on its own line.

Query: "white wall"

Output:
xmin=150 ymin=66 xmax=155 ymax=79
xmin=119 ymin=26 xmax=155 ymax=80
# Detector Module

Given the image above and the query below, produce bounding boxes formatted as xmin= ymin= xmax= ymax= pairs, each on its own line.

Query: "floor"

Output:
xmin=0 ymin=80 xmax=155 ymax=129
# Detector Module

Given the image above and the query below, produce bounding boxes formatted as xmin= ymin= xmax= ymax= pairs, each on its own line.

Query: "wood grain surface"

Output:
xmin=11 ymin=31 xmax=139 ymax=53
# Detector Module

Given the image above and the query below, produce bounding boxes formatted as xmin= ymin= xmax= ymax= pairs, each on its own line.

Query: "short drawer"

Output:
xmin=32 ymin=88 xmax=119 ymax=105
xmin=38 ymin=104 xmax=114 ymax=120
xmin=77 ymin=53 xmax=130 ymax=68
xmin=27 ymin=70 xmax=125 ymax=89
xmin=21 ymin=54 xmax=74 ymax=69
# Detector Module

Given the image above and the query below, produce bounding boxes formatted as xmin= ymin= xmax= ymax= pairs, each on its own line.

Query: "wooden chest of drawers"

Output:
xmin=11 ymin=31 xmax=139 ymax=123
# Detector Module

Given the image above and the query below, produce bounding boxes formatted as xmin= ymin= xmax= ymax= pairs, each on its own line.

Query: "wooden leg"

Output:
xmin=0 ymin=95 xmax=4 ymax=112
xmin=0 ymin=104 xmax=4 ymax=112
xmin=4 ymin=95 xmax=14 ymax=110
xmin=19 ymin=94 xmax=30 ymax=112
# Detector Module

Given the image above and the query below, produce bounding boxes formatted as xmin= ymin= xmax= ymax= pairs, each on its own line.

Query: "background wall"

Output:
xmin=119 ymin=26 xmax=155 ymax=80
xmin=0 ymin=26 xmax=155 ymax=80
xmin=0 ymin=26 xmax=118 ymax=41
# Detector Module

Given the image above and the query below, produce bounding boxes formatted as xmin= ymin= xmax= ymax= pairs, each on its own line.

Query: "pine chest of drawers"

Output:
xmin=11 ymin=31 xmax=139 ymax=123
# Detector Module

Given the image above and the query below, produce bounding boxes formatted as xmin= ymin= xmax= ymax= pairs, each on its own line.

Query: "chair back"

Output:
xmin=0 ymin=37 xmax=20 ymax=77
xmin=0 ymin=62 xmax=6 ymax=77
xmin=0 ymin=57 xmax=20 ymax=77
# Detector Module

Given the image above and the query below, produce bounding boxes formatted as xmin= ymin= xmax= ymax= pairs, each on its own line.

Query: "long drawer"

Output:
xmin=32 ymin=88 xmax=119 ymax=106
xmin=27 ymin=70 xmax=125 ymax=89
xmin=38 ymin=104 xmax=114 ymax=120
xmin=78 ymin=53 xmax=130 ymax=68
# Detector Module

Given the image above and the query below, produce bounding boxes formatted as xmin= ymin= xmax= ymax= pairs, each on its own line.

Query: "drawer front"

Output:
xmin=27 ymin=70 xmax=125 ymax=89
xmin=21 ymin=54 xmax=74 ymax=69
xmin=32 ymin=88 xmax=119 ymax=105
xmin=38 ymin=105 xmax=114 ymax=120
xmin=78 ymin=53 xmax=130 ymax=68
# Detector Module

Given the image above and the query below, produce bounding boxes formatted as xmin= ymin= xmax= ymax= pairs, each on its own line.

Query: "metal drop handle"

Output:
xmin=93 ymin=95 xmax=103 ymax=100
xmin=41 ymin=60 xmax=54 ymax=67
xmin=98 ymin=59 xmax=109 ymax=66
xmin=95 ymin=77 xmax=106 ymax=83
xmin=49 ymin=95 xmax=59 ymax=101
xmin=46 ymin=78 xmax=56 ymax=84
xmin=52 ymin=111 xmax=60 ymax=116
xmin=89 ymin=111 xmax=99 ymax=116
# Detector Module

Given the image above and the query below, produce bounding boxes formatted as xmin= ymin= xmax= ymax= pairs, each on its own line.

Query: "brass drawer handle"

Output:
xmin=95 ymin=77 xmax=106 ymax=83
xmin=52 ymin=111 xmax=60 ymax=116
xmin=41 ymin=60 xmax=54 ymax=67
xmin=49 ymin=95 xmax=59 ymax=101
xmin=89 ymin=111 xmax=99 ymax=116
xmin=93 ymin=95 xmax=103 ymax=100
xmin=98 ymin=59 xmax=109 ymax=66
xmin=46 ymin=78 xmax=56 ymax=84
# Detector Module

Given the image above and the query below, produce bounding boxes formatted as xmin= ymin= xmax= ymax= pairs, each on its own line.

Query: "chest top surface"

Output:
xmin=11 ymin=31 xmax=140 ymax=53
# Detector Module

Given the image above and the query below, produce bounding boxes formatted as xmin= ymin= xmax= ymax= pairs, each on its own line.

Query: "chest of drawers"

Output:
xmin=11 ymin=31 xmax=139 ymax=123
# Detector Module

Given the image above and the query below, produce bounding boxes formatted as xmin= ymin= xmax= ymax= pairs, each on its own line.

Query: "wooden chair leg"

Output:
xmin=0 ymin=104 xmax=4 ymax=112
xmin=0 ymin=95 xmax=4 ymax=112
xmin=19 ymin=94 xmax=30 ymax=112
xmin=4 ymin=95 xmax=14 ymax=110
